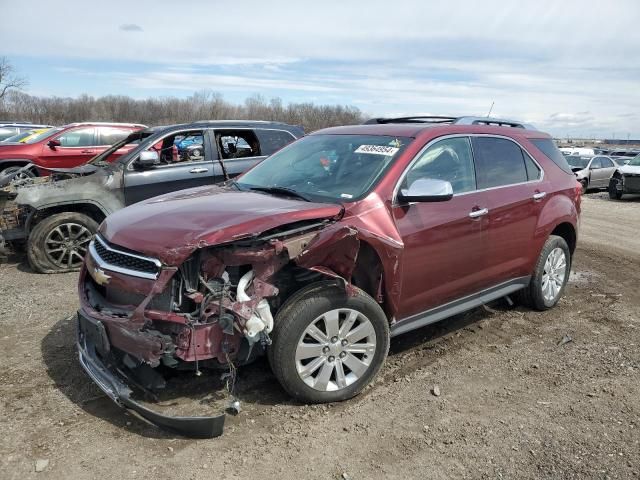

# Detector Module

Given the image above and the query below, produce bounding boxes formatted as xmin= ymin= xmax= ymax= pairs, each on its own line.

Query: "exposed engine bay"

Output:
xmin=78 ymin=218 xmax=365 ymax=437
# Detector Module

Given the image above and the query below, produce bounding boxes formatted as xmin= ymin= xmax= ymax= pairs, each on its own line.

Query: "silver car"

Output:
xmin=567 ymin=155 xmax=620 ymax=193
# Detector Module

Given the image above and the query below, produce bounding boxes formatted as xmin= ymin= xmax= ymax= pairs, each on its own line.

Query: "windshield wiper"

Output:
xmin=249 ymin=186 xmax=312 ymax=202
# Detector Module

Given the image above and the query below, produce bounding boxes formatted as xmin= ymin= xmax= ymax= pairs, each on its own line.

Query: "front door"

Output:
xmin=392 ymin=136 xmax=489 ymax=320
xmin=39 ymin=127 xmax=97 ymax=168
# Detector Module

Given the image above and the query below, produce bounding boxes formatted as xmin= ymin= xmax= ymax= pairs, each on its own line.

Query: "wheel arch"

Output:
xmin=28 ymin=202 xmax=108 ymax=235
xmin=550 ymin=221 xmax=577 ymax=255
xmin=0 ymin=158 xmax=33 ymax=171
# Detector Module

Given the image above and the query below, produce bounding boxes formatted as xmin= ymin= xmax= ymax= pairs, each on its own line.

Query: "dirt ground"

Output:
xmin=1 ymin=193 xmax=639 ymax=480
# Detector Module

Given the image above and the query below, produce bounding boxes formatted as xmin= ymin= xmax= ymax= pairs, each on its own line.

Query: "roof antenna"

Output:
xmin=486 ymin=101 xmax=495 ymax=117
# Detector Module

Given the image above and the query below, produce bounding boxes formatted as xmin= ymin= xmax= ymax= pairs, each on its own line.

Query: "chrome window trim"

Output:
xmin=393 ymin=133 xmax=545 ymax=204
xmin=90 ymin=235 xmax=161 ymax=280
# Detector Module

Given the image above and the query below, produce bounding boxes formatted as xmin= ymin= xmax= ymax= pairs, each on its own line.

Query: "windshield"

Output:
xmin=628 ymin=155 xmax=640 ymax=167
xmin=236 ymin=134 xmax=412 ymax=202
xmin=24 ymin=127 xmax=62 ymax=144
xmin=565 ymin=156 xmax=590 ymax=169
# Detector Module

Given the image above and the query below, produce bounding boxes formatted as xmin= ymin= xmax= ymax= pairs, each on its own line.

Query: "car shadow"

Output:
xmin=0 ymin=250 xmax=32 ymax=273
xmin=41 ymin=300 xmax=510 ymax=439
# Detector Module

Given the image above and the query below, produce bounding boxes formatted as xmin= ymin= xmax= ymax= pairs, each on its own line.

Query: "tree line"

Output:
xmin=0 ymin=90 xmax=365 ymax=132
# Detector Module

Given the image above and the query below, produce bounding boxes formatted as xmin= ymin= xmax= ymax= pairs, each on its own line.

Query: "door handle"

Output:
xmin=81 ymin=149 xmax=94 ymax=154
xmin=533 ymin=191 xmax=547 ymax=201
xmin=468 ymin=208 xmax=488 ymax=218
xmin=189 ymin=167 xmax=209 ymax=174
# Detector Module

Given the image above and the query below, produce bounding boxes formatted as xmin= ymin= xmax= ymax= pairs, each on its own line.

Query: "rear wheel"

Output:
xmin=517 ymin=235 xmax=570 ymax=311
xmin=580 ymin=179 xmax=588 ymax=194
xmin=27 ymin=212 xmax=98 ymax=273
xmin=269 ymin=282 xmax=389 ymax=404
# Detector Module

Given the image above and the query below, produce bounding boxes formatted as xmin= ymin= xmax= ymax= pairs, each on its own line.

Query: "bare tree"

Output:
xmin=0 ymin=57 xmax=28 ymax=102
xmin=0 ymin=89 xmax=365 ymax=132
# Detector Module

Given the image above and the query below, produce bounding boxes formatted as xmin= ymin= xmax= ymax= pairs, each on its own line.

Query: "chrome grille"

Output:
xmin=89 ymin=235 xmax=161 ymax=279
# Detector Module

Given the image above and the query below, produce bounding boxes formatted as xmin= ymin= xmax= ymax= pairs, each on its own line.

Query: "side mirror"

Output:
xmin=47 ymin=139 xmax=61 ymax=149
xmin=136 ymin=150 xmax=160 ymax=168
xmin=398 ymin=178 xmax=453 ymax=203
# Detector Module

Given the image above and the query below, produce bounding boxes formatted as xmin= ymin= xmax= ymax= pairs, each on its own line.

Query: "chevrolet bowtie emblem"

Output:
xmin=92 ymin=266 xmax=111 ymax=286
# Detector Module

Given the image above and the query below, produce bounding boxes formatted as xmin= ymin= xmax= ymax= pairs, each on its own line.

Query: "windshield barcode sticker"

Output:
xmin=354 ymin=145 xmax=399 ymax=156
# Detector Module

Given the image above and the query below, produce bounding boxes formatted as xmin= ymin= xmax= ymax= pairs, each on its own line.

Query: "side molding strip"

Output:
xmin=390 ymin=276 xmax=531 ymax=337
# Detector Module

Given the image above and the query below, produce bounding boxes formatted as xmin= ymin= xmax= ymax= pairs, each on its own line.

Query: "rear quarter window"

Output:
xmin=531 ymin=138 xmax=573 ymax=174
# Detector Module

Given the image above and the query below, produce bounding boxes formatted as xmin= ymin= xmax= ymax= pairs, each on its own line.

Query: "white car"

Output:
xmin=566 ymin=155 xmax=618 ymax=193
xmin=609 ymin=155 xmax=640 ymax=199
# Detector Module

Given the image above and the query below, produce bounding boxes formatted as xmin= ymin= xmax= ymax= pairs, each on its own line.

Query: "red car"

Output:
xmin=0 ymin=122 xmax=145 ymax=175
xmin=77 ymin=116 xmax=581 ymax=437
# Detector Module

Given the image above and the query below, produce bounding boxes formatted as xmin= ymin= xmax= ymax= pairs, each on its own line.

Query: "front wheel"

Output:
xmin=27 ymin=212 xmax=98 ymax=273
xmin=609 ymin=178 xmax=623 ymax=200
xmin=517 ymin=235 xmax=571 ymax=311
xmin=268 ymin=282 xmax=390 ymax=404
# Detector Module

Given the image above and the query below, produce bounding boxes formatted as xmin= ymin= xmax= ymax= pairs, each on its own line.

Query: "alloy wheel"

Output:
xmin=295 ymin=308 xmax=377 ymax=392
xmin=541 ymin=247 xmax=567 ymax=302
xmin=44 ymin=222 xmax=92 ymax=268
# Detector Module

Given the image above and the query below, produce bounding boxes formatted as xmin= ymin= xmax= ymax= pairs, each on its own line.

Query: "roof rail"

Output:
xmin=364 ymin=116 xmax=457 ymax=125
xmin=454 ymin=116 xmax=536 ymax=130
xmin=193 ymin=119 xmax=287 ymax=124
xmin=65 ymin=121 xmax=147 ymax=127
xmin=363 ymin=115 xmax=537 ymax=131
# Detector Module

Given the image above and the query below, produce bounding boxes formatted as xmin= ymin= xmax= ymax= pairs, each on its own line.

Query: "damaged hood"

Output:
xmin=100 ymin=185 xmax=344 ymax=265
xmin=619 ymin=164 xmax=640 ymax=175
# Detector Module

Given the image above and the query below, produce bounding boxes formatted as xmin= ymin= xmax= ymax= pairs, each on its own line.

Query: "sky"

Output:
xmin=1 ymin=0 xmax=639 ymax=138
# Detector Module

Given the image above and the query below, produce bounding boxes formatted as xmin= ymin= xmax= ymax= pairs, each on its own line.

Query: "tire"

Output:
xmin=516 ymin=235 xmax=570 ymax=311
xmin=608 ymin=178 xmax=623 ymax=200
xmin=27 ymin=212 xmax=98 ymax=273
xmin=268 ymin=281 xmax=390 ymax=404
xmin=580 ymin=179 xmax=588 ymax=194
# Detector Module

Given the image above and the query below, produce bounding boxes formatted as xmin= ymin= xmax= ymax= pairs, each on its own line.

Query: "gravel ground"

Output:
xmin=1 ymin=193 xmax=639 ymax=479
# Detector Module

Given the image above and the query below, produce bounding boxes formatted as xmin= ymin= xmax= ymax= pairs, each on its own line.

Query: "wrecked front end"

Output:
xmin=77 ymin=218 xmax=360 ymax=437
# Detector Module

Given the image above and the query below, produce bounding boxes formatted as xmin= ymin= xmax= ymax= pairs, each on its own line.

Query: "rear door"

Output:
xmin=471 ymin=136 xmax=547 ymax=286
xmin=38 ymin=127 xmax=97 ymax=168
xmin=124 ymin=129 xmax=217 ymax=205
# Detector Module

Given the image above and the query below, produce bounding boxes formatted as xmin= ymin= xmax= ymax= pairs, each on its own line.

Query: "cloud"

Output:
xmin=2 ymin=0 xmax=640 ymax=136
xmin=118 ymin=23 xmax=143 ymax=32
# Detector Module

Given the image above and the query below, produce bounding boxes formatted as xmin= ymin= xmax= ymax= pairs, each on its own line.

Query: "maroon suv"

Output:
xmin=0 ymin=122 xmax=145 ymax=175
xmin=77 ymin=116 xmax=581 ymax=437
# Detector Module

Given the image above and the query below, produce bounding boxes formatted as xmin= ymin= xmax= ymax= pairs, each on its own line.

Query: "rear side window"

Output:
xmin=215 ymin=129 xmax=261 ymax=159
xmin=98 ymin=127 xmax=133 ymax=145
xmin=600 ymin=157 xmax=614 ymax=168
xmin=531 ymin=138 xmax=573 ymax=174
xmin=256 ymin=129 xmax=297 ymax=155
xmin=471 ymin=137 xmax=527 ymax=189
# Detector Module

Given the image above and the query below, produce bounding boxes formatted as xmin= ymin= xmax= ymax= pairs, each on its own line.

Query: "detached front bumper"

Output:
xmin=76 ymin=310 xmax=226 ymax=438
